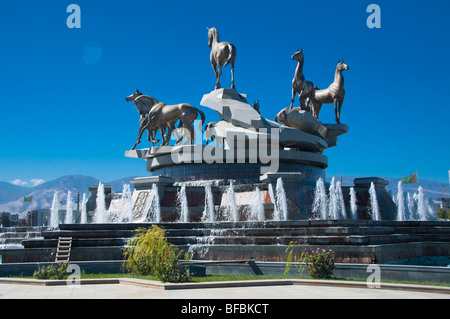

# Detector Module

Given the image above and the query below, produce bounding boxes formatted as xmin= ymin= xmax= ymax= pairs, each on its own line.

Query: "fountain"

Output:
xmin=177 ymin=185 xmax=189 ymax=223
xmin=396 ymin=181 xmax=406 ymax=221
xmin=369 ymin=182 xmax=381 ymax=221
xmin=80 ymin=193 xmax=87 ymax=224
xmin=274 ymin=178 xmax=288 ymax=221
xmin=349 ymin=187 xmax=358 ymax=220
xmin=65 ymin=190 xmax=74 ymax=224
xmin=94 ymin=182 xmax=107 ymax=223
xmin=50 ymin=191 xmax=60 ymax=228
xmin=202 ymin=183 xmax=215 ymax=222
xmin=328 ymin=177 xmax=338 ymax=220
xmin=406 ymin=193 xmax=415 ymax=221
xmin=224 ymin=181 xmax=238 ymax=222
xmin=248 ymin=187 xmax=265 ymax=221
xmin=312 ymin=178 xmax=328 ymax=220
xmin=336 ymin=180 xmax=346 ymax=219
xmin=121 ymin=183 xmax=133 ymax=223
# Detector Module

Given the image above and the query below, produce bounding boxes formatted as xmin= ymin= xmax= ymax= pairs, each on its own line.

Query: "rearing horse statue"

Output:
xmin=309 ymin=60 xmax=349 ymax=123
xmin=207 ymin=27 xmax=236 ymax=90
xmin=290 ymin=48 xmax=315 ymax=110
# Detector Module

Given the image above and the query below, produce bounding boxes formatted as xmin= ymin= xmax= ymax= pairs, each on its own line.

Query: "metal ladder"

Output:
xmin=55 ymin=237 xmax=72 ymax=263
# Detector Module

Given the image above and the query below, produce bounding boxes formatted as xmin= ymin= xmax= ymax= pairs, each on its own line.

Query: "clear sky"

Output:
xmin=0 ymin=0 xmax=449 ymax=186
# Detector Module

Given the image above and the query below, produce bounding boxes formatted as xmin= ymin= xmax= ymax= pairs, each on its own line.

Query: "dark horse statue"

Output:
xmin=126 ymin=90 xmax=205 ymax=150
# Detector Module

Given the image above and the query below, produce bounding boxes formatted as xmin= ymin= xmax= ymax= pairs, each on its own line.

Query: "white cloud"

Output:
xmin=10 ymin=179 xmax=28 ymax=186
xmin=31 ymin=179 xmax=45 ymax=187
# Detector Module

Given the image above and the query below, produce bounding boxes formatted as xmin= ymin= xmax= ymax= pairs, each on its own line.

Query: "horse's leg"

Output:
xmin=211 ymin=63 xmax=220 ymax=90
xmin=216 ymin=64 xmax=222 ymax=90
xmin=231 ymin=63 xmax=235 ymax=89
xmin=338 ymin=98 xmax=344 ymax=123
xmin=334 ymin=99 xmax=340 ymax=124
xmin=290 ymin=88 xmax=296 ymax=109
xmin=132 ymin=126 xmax=146 ymax=150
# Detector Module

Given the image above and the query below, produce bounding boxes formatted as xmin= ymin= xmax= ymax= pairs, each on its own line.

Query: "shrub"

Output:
xmin=123 ymin=225 xmax=189 ymax=283
xmin=285 ymin=243 xmax=336 ymax=279
xmin=33 ymin=262 xmax=70 ymax=280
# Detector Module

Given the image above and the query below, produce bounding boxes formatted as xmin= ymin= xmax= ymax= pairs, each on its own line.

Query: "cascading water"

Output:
xmin=312 ymin=178 xmax=328 ymax=220
xmin=349 ymin=187 xmax=358 ymax=220
xmin=50 ymin=191 xmax=60 ymax=228
xmin=80 ymin=193 xmax=87 ymax=224
xmin=120 ymin=183 xmax=133 ymax=223
xmin=407 ymin=192 xmax=415 ymax=221
xmin=177 ymin=185 xmax=189 ymax=223
xmin=328 ymin=177 xmax=338 ymax=220
xmin=202 ymin=183 xmax=215 ymax=222
xmin=274 ymin=178 xmax=288 ymax=221
xmin=94 ymin=182 xmax=107 ymax=223
xmin=396 ymin=181 xmax=406 ymax=221
xmin=65 ymin=190 xmax=73 ymax=224
xmin=416 ymin=186 xmax=434 ymax=221
xmin=369 ymin=182 xmax=381 ymax=221
xmin=248 ymin=187 xmax=265 ymax=221
xmin=224 ymin=181 xmax=238 ymax=222
xmin=336 ymin=181 xmax=347 ymax=219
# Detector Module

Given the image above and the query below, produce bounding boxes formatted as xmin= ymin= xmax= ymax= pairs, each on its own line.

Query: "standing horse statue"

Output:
xmin=290 ymin=49 xmax=315 ymax=110
xmin=126 ymin=90 xmax=205 ymax=150
xmin=310 ymin=60 xmax=349 ymax=123
xmin=207 ymin=27 xmax=236 ymax=90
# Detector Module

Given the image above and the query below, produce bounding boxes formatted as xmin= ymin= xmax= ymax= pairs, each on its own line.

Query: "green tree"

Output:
xmin=123 ymin=225 xmax=189 ymax=282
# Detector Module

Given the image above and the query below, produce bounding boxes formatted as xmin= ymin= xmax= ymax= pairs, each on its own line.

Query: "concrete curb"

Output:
xmin=1 ymin=277 xmax=449 ymax=295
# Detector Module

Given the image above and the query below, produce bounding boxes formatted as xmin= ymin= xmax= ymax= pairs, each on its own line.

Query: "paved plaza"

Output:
xmin=0 ymin=280 xmax=448 ymax=299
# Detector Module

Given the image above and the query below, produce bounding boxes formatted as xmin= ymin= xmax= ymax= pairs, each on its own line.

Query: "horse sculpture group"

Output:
xmin=282 ymin=48 xmax=349 ymax=124
xmin=127 ymin=28 xmax=349 ymax=150
xmin=126 ymin=90 xmax=205 ymax=150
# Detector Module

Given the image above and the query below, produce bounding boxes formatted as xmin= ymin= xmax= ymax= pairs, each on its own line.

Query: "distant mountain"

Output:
xmin=0 ymin=181 xmax=29 ymax=204
xmin=0 ymin=175 xmax=137 ymax=217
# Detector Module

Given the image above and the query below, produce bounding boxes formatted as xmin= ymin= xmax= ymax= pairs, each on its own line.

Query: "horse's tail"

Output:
xmin=196 ymin=107 xmax=206 ymax=132
xmin=224 ymin=43 xmax=236 ymax=67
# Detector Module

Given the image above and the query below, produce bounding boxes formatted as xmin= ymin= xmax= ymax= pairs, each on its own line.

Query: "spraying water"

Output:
xmin=417 ymin=186 xmax=432 ymax=221
xmin=336 ymin=181 xmax=347 ymax=219
xmin=328 ymin=177 xmax=338 ymax=220
xmin=396 ymin=181 xmax=406 ymax=221
xmin=121 ymin=183 xmax=133 ymax=223
xmin=274 ymin=178 xmax=288 ymax=221
xmin=312 ymin=178 xmax=328 ymax=220
xmin=177 ymin=185 xmax=189 ymax=223
xmin=50 ymin=192 xmax=60 ymax=228
xmin=94 ymin=182 xmax=107 ymax=223
xmin=65 ymin=190 xmax=73 ymax=224
xmin=225 ymin=181 xmax=238 ymax=222
xmin=349 ymin=187 xmax=358 ymax=220
xmin=369 ymin=182 xmax=381 ymax=221
xmin=202 ymin=183 xmax=215 ymax=222
xmin=407 ymin=192 xmax=415 ymax=221
xmin=80 ymin=193 xmax=87 ymax=224
xmin=249 ymin=187 xmax=265 ymax=221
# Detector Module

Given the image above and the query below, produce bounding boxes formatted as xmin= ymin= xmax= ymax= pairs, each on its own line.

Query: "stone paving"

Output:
xmin=0 ymin=279 xmax=449 ymax=299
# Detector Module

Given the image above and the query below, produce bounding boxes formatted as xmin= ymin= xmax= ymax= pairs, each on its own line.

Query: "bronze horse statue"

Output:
xmin=309 ymin=60 xmax=349 ymax=123
xmin=207 ymin=27 xmax=236 ymax=90
xmin=290 ymin=49 xmax=315 ymax=110
xmin=126 ymin=90 xmax=205 ymax=150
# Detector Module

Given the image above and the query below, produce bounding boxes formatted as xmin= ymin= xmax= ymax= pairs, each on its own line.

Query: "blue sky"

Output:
xmin=0 ymin=0 xmax=449 ymax=187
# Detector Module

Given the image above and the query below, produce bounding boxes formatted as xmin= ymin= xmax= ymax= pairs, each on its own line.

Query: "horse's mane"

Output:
xmin=135 ymin=95 xmax=160 ymax=115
